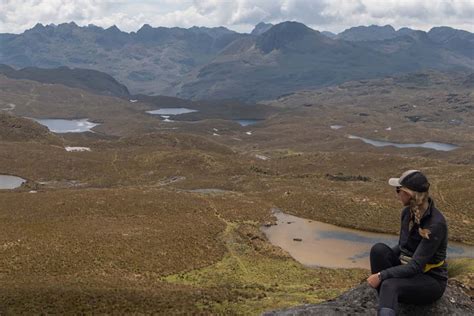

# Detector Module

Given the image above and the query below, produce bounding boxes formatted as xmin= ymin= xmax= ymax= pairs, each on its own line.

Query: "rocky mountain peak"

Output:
xmin=57 ymin=21 xmax=78 ymax=29
xmin=337 ymin=24 xmax=398 ymax=41
xmin=255 ymin=21 xmax=321 ymax=53
xmin=428 ymin=26 xmax=474 ymax=43
xmin=31 ymin=23 xmax=45 ymax=30
xmin=136 ymin=23 xmax=153 ymax=34
xmin=251 ymin=22 xmax=273 ymax=36
xmin=105 ymin=25 xmax=122 ymax=33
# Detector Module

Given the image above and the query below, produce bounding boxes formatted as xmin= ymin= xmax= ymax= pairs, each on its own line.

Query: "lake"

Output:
xmin=186 ymin=188 xmax=230 ymax=194
xmin=65 ymin=147 xmax=91 ymax=152
xmin=235 ymin=119 xmax=263 ymax=126
xmin=348 ymin=135 xmax=459 ymax=152
xmin=32 ymin=118 xmax=99 ymax=133
xmin=146 ymin=108 xmax=198 ymax=115
xmin=146 ymin=108 xmax=198 ymax=122
xmin=0 ymin=175 xmax=26 ymax=189
xmin=262 ymin=209 xmax=474 ymax=269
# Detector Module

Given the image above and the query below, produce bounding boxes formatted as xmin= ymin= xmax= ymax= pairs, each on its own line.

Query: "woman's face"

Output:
xmin=396 ymin=187 xmax=412 ymax=206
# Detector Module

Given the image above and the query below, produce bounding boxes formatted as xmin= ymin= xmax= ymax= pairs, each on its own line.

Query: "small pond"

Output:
xmin=146 ymin=108 xmax=198 ymax=122
xmin=65 ymin=147 xmax=91 ymax=152
xmin=146 ymin=108 xmax=198 ymax=115
xmin=235 ymin=119 xmax=263 ymax=126
xmin=32 ymin=118 xmax=99 ymax=133
xmin=261 ymin=209 xmax=474 ymax=269
xmin=146 ymin=109 xmax=265 ymax=126
xmin=0 ymin=175 xmax=26 ymax=189
xmin=348 ymin=135 xmax=459 ymax=152
xmin=186 ymin=188 xmax=231 ymax=194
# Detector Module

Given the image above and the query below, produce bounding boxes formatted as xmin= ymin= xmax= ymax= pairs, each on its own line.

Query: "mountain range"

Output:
xmin=1 ymin=21 xmax=473 ymax=102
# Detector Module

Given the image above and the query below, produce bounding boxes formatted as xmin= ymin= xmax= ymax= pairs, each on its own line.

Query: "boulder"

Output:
xmin=262 ymin=280 xmax=473 ymax=315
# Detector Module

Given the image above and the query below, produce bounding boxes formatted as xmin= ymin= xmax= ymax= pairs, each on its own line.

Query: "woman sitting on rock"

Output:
xmin=367 ymin=170 xmax=448 ymax=316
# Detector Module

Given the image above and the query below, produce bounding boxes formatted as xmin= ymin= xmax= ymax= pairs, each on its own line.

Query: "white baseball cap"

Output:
xmin=388 ymin=170 xmax=430 ymax=192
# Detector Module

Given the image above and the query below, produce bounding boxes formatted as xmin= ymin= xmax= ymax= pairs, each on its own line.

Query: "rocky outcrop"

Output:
xmin=263 ymin=281 xmax=473 ymax=315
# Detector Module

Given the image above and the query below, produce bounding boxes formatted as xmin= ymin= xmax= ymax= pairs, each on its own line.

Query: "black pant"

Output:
xmin=370 ymin=243 xmax=446 ymax=312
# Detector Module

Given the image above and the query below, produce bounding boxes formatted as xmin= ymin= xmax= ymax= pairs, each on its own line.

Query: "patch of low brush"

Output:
xmin=448 ymin=258 xmax=474 ymax=278
xmin=447 ymin=258 xmax=474 ymax=295
xmin=163 ymin=221 xmax=367 ymax=315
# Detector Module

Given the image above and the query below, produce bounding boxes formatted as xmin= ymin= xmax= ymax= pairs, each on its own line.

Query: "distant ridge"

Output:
xmin=0 ymin=65 xmax=130 ymax=97
xmin=337 ymin=25 xmax=400 ymax=41
xmin=336 ymin=24 xmax=474 ymax=51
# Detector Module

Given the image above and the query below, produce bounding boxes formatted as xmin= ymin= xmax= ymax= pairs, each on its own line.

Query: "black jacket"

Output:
xmin=380 ymin=198 xmax=448 ymax=281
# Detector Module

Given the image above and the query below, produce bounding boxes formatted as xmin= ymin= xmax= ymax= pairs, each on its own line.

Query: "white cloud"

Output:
xmin=0 ymin=0 xmax=105 ymax=32
xmin=0 ymin=0 xmax=473 ymax=34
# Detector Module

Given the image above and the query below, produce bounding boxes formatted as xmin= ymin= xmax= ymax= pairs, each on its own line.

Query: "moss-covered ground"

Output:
xmin=163 ymin=220 xmax=366 ymax=315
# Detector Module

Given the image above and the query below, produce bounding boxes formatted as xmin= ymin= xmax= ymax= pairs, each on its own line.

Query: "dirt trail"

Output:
xmin=212 ymin=206 xmax=251 ymax=277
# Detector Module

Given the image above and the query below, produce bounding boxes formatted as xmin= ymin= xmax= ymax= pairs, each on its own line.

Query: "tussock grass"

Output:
xmin=447 ymin=258 xmax=474 ymax=278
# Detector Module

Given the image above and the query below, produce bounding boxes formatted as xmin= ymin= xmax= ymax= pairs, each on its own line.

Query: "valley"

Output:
xmin=0 ymin=68 xmax=473 ymax=313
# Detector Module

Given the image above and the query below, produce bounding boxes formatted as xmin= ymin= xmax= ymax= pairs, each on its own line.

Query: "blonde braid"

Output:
xmin=406 ymin=189 xmax=431 ymax=239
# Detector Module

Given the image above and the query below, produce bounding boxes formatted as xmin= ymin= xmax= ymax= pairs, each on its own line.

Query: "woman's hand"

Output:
xmin=367 ymin=273 xmax=381 ymax=288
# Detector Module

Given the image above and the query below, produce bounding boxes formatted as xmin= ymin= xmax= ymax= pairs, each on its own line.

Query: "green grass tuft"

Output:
xmin=447 ymin=258 xmax=474 ymax=278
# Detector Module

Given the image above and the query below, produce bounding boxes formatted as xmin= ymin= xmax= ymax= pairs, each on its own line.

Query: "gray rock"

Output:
xmin=262 ymin=281 xmax=473 ymax=316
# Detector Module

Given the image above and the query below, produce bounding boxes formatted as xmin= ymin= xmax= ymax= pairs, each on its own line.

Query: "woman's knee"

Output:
xmin=370 ymin=242 xmax=391 ymax=258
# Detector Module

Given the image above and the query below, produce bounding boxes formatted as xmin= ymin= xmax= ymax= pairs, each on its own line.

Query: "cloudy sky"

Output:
xmin=1 ymin=0 xmax=473 ymax=34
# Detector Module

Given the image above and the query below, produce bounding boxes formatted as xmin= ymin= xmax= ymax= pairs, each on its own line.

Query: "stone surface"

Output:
xmin=262 ymin=280 xmax=473 ymax=316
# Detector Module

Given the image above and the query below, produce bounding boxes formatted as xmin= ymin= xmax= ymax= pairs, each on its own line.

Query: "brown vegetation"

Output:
xmin=0 ymin=72 xmax=472 ymax=313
